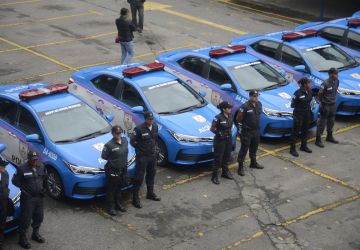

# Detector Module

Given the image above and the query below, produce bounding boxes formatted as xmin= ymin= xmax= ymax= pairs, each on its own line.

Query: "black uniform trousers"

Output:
xmin=133 ymin=154 xmax=156 ymax=190
xmin=213 ymin=137 xmax=232 ymax=172
xmin=0 ymin=198 xmax=8 ymax=241
xmin=18 ymin=194 xmax=43 ymax=234
xmin=237 ymin=130 xmax=259 ymax=163
xmin=290 ymin=111 xmax=311 ymax=144
xmin=106 ymin=168 xmax=127 ymax=207
xmin=316 ymin=104 xmax=336 ymax=136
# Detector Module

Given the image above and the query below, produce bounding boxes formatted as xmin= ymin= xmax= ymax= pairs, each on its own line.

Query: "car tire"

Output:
xmin=157 ymin=139 xmax=168 ymax=167
xmin=46 ymin=167 xmax=64 ymax=200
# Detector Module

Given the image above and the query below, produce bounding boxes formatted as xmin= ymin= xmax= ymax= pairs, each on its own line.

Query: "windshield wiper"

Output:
xmin=175 ymin=104 xmax=199 ymax=113
xmin=260 ymin=84 xmax=278 ymax=90
xmin=54 ymin=139 xmax=76 ymax=144
xmin=74 ymin=130 xmax=105 ymax=141
xmin=337 ymin=62 xmax=359 ymax=71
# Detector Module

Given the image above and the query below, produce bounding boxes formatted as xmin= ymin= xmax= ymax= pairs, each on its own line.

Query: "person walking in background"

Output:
xmin=128 ymin=0 xmax=145 ymax=33
xmin=116 ymin=8 xmax=136 ymax=65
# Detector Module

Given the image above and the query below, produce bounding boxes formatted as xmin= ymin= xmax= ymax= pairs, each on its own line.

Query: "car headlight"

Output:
xmin=12 ymin=191 xmax=21 ymax=204
xmin=337 ymin=87 xmax=360 ymax=95
xmin=64 ymin=161 xmax=104 ymax=175
xmin=263 ymin=107 xmax=292 ymax=117
xmin=127 ymin=154 xmax=136 ymax=167
xmin=168 ymin=130 xmax=213 ymax=143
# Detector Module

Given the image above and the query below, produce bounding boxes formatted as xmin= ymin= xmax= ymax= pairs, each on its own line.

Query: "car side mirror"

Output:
xmin=131 ymin=106 xmax=144 ymax=114
xmin=294 ymin=65 xmax=306 ymax=73
xmin=198 ymin=90 xmax=206 ymax=97
xmin=220 ymin=83 xmax=233 ymax=92
xmin=105 ymin=114 xmax=114 ymax=122
xmin=26 ymin=134 xmax=40 ymax=143
xmin=0 ymin=144 xmax=6 ymax=153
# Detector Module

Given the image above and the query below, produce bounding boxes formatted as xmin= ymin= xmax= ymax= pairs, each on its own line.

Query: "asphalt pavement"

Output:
xmin=1 ymin=0 xmax=360 ymax=249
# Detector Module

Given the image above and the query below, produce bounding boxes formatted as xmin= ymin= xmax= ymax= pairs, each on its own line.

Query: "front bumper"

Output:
xmin=336 ymin=94 xmax=360 ymax=115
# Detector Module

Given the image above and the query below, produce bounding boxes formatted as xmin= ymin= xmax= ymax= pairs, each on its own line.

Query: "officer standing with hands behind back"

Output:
xmin=236 ymin=90 xmax=264 ymax=176
xmin=130 ymin=112 xmax=160 ymax=209
xmin=13 ymin=151 xmax=47 ymax=249
xmin=102 ymin=125 xmax=129 ymax=216
xmin=289 ymin=77 xmax=313 ymax=157
xmin=210 ymin=101 xmax=234 ymax=185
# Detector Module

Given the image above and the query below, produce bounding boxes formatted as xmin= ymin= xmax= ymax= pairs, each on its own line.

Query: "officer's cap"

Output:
xmin=328 ymin=67 xmax=338 ymax=75
xmin=218 ymin=101 xmax=232 ymax=110
xmin=249 ymin=90 xmax=259 ymax=97
xmin=28 ymin=151 xmax=39 ymax=161
xmin=144 ymin=111 xmax=154 ymax=120
xmin=111 ymin=125 xmax=122 ymax=135
xmin=0 ymin=158 xmax=8 ymax=168
xmin=298 ymin=77 xmax=310 ymax=86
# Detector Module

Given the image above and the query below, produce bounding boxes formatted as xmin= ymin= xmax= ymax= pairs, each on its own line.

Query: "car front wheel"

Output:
xmin=46 ymin=167 xmax=64 ymax=200
xmin=157 ymin=140 xmax=168 ymax=166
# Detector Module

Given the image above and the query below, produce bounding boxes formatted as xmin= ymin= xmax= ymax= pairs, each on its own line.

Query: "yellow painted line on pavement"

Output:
xmin=0 ymin=31 xmax=117 ymax=54
xmin=0 ymin=36 xmax=77 ymax=71
xmin=218 ymin=0 xmax=308 ymax=24
xmin=0 ymin=10 xmax=101 ymax=28
xmin=222 ymin=193 xmax=360 ymax=249
xmin=146 ymin=2 xmax=246 ymax=35
xmin=0 ymin=0 xmax=42 ymax=7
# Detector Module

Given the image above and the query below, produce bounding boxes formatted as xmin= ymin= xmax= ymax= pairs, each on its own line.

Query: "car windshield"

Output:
xmin=303 ymin=44 xmax=358 ymax=72
xmin=229 ymin=61 xmax=287 ymax=91
xmin=39 ymin=103 xmax=111 ymax=143
xmin=142 ymin=80 xmax=206 ymax=114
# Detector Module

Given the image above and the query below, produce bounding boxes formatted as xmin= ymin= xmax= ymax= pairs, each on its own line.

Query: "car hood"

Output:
xmin=55 ymin=133 xmax=135 ymax=168
xmin=317 ymin=66 xmax=360 ymax=91
xmin=259 ymin=82 xmax=298 ymax=112
xmin=158 ymin=104 xmax=217 ymax=137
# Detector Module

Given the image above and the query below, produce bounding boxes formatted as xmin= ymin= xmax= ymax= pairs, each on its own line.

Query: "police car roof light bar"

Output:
xmin=123 ymin=62 xmax=165 ymax=78
xmin=282 ymin=30 xmax=317 ymax=41
xmin=19 ymin=83 xmax=69 ymax=101
xmin=348 ymin=19 xmax=360 ymax=27
xmin=209 ymin=45 xmax=246 ymax=58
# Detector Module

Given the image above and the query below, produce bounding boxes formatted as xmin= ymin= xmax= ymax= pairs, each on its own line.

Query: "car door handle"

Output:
xmin=86 ymin=90 xmax=94 ymax=95
xmin=8 ymin=132 xmax=16 ymax=138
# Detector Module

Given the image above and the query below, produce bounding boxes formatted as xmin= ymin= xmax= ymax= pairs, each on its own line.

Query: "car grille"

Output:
xmin=176 ymin=152 xmax=214 ymax=162
xmin=73 ymin=186 xmax=106 ymax=195
xmin=338 ymin=104 xmax=360 ymax=113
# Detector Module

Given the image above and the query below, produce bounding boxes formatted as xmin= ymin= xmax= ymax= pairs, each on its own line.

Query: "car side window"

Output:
xmin=318 ymin=27 xmax=345 ymax=44
xmin=120 ymin=83 xmax=145 ymax=108
xmin=15 ymin=106 xmax=42 ymax=136
xmin=208 ymin=62 xmax=234 ymax=88
xmin=91 ymin=75 xmax=119 ymax=97
xmin=0 ymin=98 xmax=17 ymax=124
xmin=251 ymin=40 xmax=280 ymax=59
xmin=347 ymin=31 xmax=360 ymax=51
xmin=177 ymin=56 xmax=207 ymax=77
xmin=280 ymin=45 xmax=305 ymax=67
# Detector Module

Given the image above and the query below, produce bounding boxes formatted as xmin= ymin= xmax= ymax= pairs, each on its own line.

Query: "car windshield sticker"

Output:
xmin=43 ymin=103 xmax=82 ymax=116
xmin=147 ymin=80 xmax=177 ymax=90
xmin=305 ymin=44 xmax=331 ymax=52
xmin=278 ymin=92 xmax=292 ymax=99
xmin=192 ymin=115 xmax=207 ymax=123
xmin=350 ymin=73 xmax=360 ymax=80
xmin=234 ymin=61 xmax=261 ymax=69
xmin=93 ymin=143 xmax=105 ymax=152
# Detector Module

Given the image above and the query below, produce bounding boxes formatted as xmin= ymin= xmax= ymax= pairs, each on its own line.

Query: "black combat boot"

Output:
xmin=315 ymin=136 xmax=324 ymax=148
xmin=31 ymin=228 xmax=45 ymax=243
xmin=132 ymin=188 xmax=142 ymax=209
xmin=326 ymin=132 xmax=338 ymax=144
xmin=221 ymin=167 xmax=233 ymax=180
xmin=289 ymin=144 xmax=299 ymax=157
xmin=237 ymin=162 xmax=245 ymax=176
xmin=115 ymin=193 xmax=127 ymax=212
xmin=146 ymin=187 xmax=161 ymax=201
xmin=107 ymin=204 xmax=117 ymax=216
xmin=300 ymin=141 xmax=312 ymax=153
xmin=19 ymin=233 xmax=31 ymax=249
xmin=211 ymin=171 xmax=220 ymax=185
xmin=250 ymin=159 xmax=264 ymax=169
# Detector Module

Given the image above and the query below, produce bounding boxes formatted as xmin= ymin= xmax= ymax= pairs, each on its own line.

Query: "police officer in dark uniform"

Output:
xmin=13 ymin=151 xmax=47 ymax=249
xmin=236 ymin=90 xmax=264 ymax=176
xmin=0 ymin=158 xmax=10 ymax=250
xmin=289 ymin=77 xmax=313 ymax=157
xmin=210 ymin=101 xmax=234 ymax=185
xmin=102 ymin=125 xmax=129 ymax=216
xmin=315 ymin=68 xmax=339 ymax=147
xmin=130 ymin=112 xmax=160 ymax=209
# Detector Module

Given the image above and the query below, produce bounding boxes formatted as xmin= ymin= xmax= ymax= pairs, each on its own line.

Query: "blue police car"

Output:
xmin=230 ymin=29 xmax=360 ymax=115
xmin=157 ymin=45 xmax=319 ymax=137
xmin=69 ymin=62 xmax=236 ymax=166
xmin=0 ymin=144 xmax=21 ymax=234
xmin=293 ymin=13 xmax=360 ymax=60
xmin=0 ymin=83 xmax=135 ymax=200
